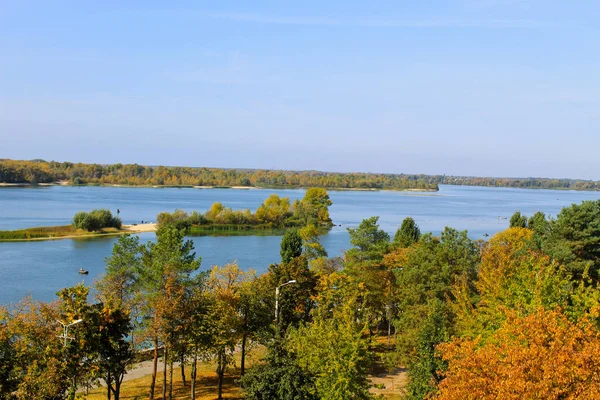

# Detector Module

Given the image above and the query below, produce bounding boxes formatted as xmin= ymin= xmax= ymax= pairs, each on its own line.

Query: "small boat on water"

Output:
xmin=78 ymin=268 xmax=89 ymax=275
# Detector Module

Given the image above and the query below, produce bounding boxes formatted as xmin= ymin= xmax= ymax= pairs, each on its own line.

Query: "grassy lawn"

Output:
xmin=85 ymin=335 xmax=406 ymax=400
xmin=86 ymin=368 xmax=244 ymax=400
xmin=86 ymin=349 xmax=264 ymax=400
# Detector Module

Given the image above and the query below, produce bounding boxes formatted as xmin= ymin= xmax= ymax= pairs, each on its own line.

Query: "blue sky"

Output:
xmin=1 ymin=1 xmax=599 ymax=179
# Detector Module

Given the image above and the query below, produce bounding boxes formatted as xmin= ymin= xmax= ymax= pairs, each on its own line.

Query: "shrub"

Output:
xmin=72 ymin=209 xmax=121 ymax=231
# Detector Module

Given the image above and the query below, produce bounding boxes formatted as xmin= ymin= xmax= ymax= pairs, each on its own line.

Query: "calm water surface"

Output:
xmin=1 ymin=185 xmax=600 ymax=304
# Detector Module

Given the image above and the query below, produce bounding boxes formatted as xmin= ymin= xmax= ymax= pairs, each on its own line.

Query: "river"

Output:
xmin=1 ymin=185 xmax=599 ymax=304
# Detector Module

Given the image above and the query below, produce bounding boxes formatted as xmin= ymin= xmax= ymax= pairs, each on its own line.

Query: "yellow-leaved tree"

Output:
xmin=437 ymin=308 xmax=600 ymax=400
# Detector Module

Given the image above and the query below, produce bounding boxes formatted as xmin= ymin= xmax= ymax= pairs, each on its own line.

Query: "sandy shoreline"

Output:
xmin=0 ymin=224 xmax=158 ymax=242
xmin=122 ymin=223 xmax=157 ymax=233
xmin=0 ymin=182 xmax=438 ymax=191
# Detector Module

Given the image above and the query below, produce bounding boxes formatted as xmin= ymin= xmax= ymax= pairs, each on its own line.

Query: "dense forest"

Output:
xmin=3 ymin=200 xmax=600 ymax=399
xmin=0 ymin=159 xmax=437 ymax=190
xmin=2 ymin=158 xmax=599 ymax=191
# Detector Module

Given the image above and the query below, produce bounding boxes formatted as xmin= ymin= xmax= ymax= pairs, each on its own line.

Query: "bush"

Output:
xmin=156 ymin=209 xmax=206 ymax=230
xmin=72 ymin=209 xmax=121 ymax=231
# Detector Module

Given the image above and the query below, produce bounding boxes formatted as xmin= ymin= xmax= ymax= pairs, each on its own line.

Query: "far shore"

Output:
xmin=0 ymin=181 xmax=439 ymax=192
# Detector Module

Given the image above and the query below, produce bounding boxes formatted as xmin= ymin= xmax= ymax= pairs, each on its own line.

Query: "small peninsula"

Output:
xmin=0 ymin=209 xmax=138 ymax=241
xmin=0 ymin=189 xmax=334 ymax=241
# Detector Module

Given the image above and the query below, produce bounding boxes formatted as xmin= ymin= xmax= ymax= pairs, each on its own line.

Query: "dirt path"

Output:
xmin=122 ymin=359 xmax=173 ymax=381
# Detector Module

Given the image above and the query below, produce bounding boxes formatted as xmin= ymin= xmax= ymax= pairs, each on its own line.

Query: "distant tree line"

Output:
xmin=430 ymin=175 xmax=600 ymax=190
xmin=0 ymin=159 xmax=437 ymax=190
xmin=157 ymin=188 xmax=334 ymax=230
xmin=3 ymin=159 xmax=600 ymax=191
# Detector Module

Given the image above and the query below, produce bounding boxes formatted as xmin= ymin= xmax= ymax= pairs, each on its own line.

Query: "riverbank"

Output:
xmin=0 ymin=223 xmax=157 ymax=242
xmin=0 ymin=181 xmax=439 ymax=191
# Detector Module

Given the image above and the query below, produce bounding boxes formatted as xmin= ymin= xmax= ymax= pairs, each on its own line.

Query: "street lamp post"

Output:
xmin=57 ymin=318 xmax=83 ymax=398
xmin=275 ymin=280 xmax=297 ymax=324
xmin=57 ymin=319 xmax=83 ymax=347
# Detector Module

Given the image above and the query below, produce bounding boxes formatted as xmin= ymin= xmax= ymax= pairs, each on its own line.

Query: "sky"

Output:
xmin=1 ymin=1 xmax=599 ymax=179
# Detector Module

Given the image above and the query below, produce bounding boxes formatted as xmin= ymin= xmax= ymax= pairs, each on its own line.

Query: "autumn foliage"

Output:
xmin=437 ymin=308 xmax=600 ymax=400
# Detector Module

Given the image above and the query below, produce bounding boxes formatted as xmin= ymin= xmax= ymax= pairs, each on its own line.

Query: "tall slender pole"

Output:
xmin=275 ymin=286 xmax=280 ymax=323
xmin=56 ymin=319 xmax=83 ymax=398
xmin=57 ymin=319 xmax=83 ymax=347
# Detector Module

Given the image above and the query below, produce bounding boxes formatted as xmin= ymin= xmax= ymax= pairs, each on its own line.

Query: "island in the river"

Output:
xmin=0 ymin=188 xmax=334 ymax=241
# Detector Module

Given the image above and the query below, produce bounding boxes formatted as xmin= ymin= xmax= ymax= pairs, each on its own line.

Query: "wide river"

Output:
xmin=1 ymin=185 xmax=600 ymax=304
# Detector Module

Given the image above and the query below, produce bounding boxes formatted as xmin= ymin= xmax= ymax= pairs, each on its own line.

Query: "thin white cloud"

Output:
xmin=204 ymin=11 xmax=553 ymax=29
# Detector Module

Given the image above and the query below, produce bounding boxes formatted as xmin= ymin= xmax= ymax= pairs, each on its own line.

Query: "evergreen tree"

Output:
xmin=394 ymin=217 xmax=421 ymax=247
xmin=509 ymin=211 xmax=528 ymax=228
xmin=280 ymin=228 xmax=303 ymax=264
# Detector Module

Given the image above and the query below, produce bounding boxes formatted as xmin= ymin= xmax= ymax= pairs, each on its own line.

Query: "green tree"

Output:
xmin=394 ymin=217 xmax=421 ymax=247
xmin=292 ymin=188 xmax=333 ymax=227
xmin=527 ymin=211 xmax=548 ymax=234
xmin=238 ymin=274 xmax=273 ymax=376
xmin=299 ymin=225 xmax=328 ymax=262
xmin=184 ymin=274 xmax=214 ymax=400
xmin=207 ymin=263 xmax=245 ymax=400
xmin=72 ymin=209 xmax=121 ymax=231
xmin=346 ymin=216 xmax=390 ymax=264
xmin=98 ymin=235 xmax=142 ymax=307
xmin=509 ymin=211 xmax=527 ymax=228
xmin=344 ymin=216 xmax=391 ymax=333
xmin=87 ymin=304 xmax=133 ymax=400
xmin=404 ymin=299 xmax=449 ymax=400
xmin=269 ymin=257 xmax=317 ymax=333
xmin=137 ymin=225 xmax=201 ymax=400
xmin=543 ymin=200 xmax=600 ymax=282
xmin=289 ymin=273 xmax=373 ymax=400
xmin=393 ymin=228 xmax=480 ymax=363
xmin=241 ymin=343 xmax=317 ymax=400
xmin=280 ymin=229 xmax=303 ymax=264
xmin=56 ymin=284 xmax=97 ymax=400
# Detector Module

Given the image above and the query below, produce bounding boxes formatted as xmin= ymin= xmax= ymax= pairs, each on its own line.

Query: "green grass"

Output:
xmin=186 ymin=224 xmax=287 ymax=236
xmin=0 ymin=225 xmax=76 ymax=240
xmin=0 ymin=225 xmax=122 ymax=241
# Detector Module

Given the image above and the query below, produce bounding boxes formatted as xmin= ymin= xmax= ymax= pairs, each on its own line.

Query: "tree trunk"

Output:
xmin=191 ymin=355 xmax=197 ymax=400
xmin=149 ymin=337 xmax=158 ymax=400
xmin=107 ymin=371 xmax=111 ymax=400
xmin=180 ymin=349 xmax=186 ymax=387
xmin=115 ymin=376 xmax=122 ymax=400
xmin=217 ymin=350 xmax=224 ymax=400
xmin=388 ymin=316 xmax=391 ymax=349
xmin=241 ymin=332 xmax=247 ymax=377
xmin=162 ymin=346 xmax=168 ymax=400
xmin=168 ymin=361 xmax=174 ymax=400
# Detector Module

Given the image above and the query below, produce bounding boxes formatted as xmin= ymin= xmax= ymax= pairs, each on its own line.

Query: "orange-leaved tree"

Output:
xmin=437 ymin=308 xmax=600 ymax=400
